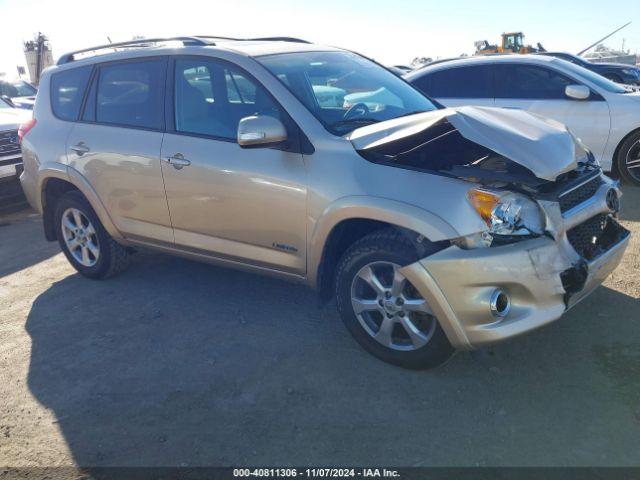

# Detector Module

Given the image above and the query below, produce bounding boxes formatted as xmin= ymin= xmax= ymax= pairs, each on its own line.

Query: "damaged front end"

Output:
xmin=350 ymin=106 xmax=631 ymax=348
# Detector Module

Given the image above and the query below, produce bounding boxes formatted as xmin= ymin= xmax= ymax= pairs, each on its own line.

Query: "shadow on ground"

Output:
xmin=0 ymin=211 xmax=60 ymax=277
xmin=25 ymin=252 xmax=640 ymax=467
xmin=620 ymin=184 xmax=640 ymax=223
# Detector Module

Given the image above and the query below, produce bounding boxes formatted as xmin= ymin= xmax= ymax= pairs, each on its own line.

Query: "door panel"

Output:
xmin=437 ymin=97 xmax=494 ymax=108
xmin=160 ymin=134 xmax=307 ymax=273
xmin=67 ymin=124 xmax=172 ymax=243
xmin=67 ymin=58 xmax=172 ymax=243
xmin=494 ymin=98 xmax=610 ymax=162
xmin=162 ymin=56 xmax=307 ymax=274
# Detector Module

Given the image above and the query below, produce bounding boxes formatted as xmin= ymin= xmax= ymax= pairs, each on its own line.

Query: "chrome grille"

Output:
xmin=0 ymin=130 xmax=20 ymax=158
xmin=559 ymin=175 xmax=603 ymax=214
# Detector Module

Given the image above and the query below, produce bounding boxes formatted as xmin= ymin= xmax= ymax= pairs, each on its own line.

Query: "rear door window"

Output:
xmin=417 ymin=65 xmax=493 ymax=98
xmin=96 ymin=59 xmax=165 ymax=129
xmin=495 ymin=64 xmax=574 ymax=99
xmin=50 ymin=66 xmax=92 ymax=121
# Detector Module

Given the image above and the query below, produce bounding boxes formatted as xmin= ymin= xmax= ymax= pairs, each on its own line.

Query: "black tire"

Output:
xmin=604 ymin=74 xmax=622 ymax=83
xmin=54 ymin=190 xmax=130 ymax=279
xmin=335 ymin=229 xmax=455 ymax=370
xmin=615 ymin=130 xmax=640 ymax=186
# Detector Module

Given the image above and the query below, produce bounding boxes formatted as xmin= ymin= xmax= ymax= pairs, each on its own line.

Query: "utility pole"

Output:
xmin=23 ymin=32 xmax=53 ymax=85
xmin=35 ymin=32 xmax=43 ymax=83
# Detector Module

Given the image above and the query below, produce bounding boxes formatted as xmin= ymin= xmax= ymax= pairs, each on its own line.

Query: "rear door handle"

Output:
xmin=70 ymin=142 xmax=90 ymax=155
xmin=165 ymin=153 xmax=191 ymax=170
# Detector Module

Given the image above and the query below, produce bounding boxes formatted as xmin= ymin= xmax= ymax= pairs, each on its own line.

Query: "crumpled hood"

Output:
xmin=348 ymin=106 xmax=578 ymax=181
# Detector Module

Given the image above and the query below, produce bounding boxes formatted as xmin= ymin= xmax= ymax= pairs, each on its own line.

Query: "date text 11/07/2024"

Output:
xmin=233 ymin=468 xmax=401 ymax=478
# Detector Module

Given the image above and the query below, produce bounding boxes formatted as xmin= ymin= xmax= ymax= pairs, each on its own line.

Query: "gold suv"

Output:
xmin=20 ymin=37 xmax=630 ymax=369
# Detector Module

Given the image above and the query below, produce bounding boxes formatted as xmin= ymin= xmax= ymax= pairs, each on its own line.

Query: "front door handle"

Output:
xmin=165 ymin=153 xmax=191 ymax=170
xmin=70 ymin=142 xmax=90 ymax=155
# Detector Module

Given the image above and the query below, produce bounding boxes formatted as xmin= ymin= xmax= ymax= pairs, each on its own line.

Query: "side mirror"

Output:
xmin=565 ymin=85 xmax=590 ymax=100
xmin=237 ymin=115 xmax=287 ymax=148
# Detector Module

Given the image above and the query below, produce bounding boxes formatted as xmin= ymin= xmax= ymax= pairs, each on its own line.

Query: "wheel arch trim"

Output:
xmin=38 ymin=165 xmax=125 ymax=241
xmin=308 ymin=196 xmax=458 ymax=289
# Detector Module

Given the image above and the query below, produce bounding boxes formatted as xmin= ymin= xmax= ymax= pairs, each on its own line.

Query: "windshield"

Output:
xmin=557 ymin=60 xmax=627 ymax=93
xmin=257 ymin=51 xmax=437 ymax=135
xmin=0 ymin=80 xmax=37 ymax=98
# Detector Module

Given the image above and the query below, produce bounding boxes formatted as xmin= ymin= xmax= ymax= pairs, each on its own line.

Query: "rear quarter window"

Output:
xmin=50 ymin=66 xmax=92 ymax=121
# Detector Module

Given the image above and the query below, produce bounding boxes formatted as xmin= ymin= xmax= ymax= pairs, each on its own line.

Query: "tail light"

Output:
xmin=18 ymin=118 xmax=37 ymax=143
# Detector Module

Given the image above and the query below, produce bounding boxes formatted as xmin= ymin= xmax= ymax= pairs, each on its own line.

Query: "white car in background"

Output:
xmin=0 ymin=79 xmax=38 ymax=109
xmin=406 ymin=55 xmax=640 ymax=185
xmin=0 ymin=97 xmax=31 ymax=180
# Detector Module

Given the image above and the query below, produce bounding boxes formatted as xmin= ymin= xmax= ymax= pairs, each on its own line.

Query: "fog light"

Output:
xmin=490 ymin=289 xmax=511 ymax=318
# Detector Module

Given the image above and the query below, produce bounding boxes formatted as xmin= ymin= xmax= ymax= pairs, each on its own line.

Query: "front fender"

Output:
xmin=307 ymin=195 xmax=459 ymax=288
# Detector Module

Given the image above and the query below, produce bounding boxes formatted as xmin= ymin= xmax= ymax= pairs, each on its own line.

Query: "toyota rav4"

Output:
xmin=19 ymin=37 xmax=630 ymax=369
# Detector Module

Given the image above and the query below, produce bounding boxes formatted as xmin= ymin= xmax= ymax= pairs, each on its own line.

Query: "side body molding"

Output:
xmin=307 ymin=195 xmax=458 ymax=288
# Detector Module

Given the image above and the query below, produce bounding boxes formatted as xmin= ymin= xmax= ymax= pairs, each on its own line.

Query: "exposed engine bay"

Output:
xmin=349 ymin=106 xmax=630 ymax=280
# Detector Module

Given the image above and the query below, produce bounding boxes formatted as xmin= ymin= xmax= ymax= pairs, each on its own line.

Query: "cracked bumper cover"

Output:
xmin=399 ymin=225 xmax=630 ymax=350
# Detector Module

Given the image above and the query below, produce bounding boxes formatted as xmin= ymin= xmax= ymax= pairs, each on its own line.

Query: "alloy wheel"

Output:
xmin=625 ymin=139 xmax=640 ymax=183
xmin=61 ymin=208 xmax=100 ymax=267
xmin=350 ymin=261 xmax=436 ymax=351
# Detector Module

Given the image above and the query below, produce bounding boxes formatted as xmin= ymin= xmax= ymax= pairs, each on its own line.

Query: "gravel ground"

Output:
xmin=0 ymin=186 xmax=639 ymax=468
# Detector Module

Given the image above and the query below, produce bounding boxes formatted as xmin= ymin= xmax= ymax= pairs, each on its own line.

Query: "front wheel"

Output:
xmin=335 ymin=230 xmax=455 ymax=369
xmin=616 ymin=131 xmax=640 ymax=186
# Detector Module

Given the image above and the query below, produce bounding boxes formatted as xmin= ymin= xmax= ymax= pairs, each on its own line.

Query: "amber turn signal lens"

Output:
xmin=467 ymin=189 xmax=500 ymax=225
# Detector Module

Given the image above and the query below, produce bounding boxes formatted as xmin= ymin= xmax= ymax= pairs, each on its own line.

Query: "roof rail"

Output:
xmin=194 ymin=35 xmax=242 ymax=41
xmin=195 ymin=35 xmax=311 ymax=44
xmin=57 ymin=36 xmax=211 ymax=65
xmin=248 ymin=37 xmax=311 ymax=44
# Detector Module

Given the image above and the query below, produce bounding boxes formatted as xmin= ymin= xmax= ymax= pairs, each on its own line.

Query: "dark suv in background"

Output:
xmin=536 ymin=52 xmax=640 ymax=85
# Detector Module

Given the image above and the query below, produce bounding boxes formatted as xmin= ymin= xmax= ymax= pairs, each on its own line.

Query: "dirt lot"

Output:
xmin=1 ymin=186 xmax=639 ymax=468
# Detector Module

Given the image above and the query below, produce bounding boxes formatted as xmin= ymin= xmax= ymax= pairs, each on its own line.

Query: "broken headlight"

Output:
xmin=467 ymin=188 xmax=545 ymax=243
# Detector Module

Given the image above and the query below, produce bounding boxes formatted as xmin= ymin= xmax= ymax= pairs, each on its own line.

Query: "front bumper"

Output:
xmin=400 ymin=225 xmax=628 ymax=349
xmin=399 ymin=173 xmax=630 ymax=350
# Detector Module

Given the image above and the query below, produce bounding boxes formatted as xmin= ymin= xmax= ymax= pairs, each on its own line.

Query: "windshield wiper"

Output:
xmin=330 ymin=117 xmax=381 ymax=131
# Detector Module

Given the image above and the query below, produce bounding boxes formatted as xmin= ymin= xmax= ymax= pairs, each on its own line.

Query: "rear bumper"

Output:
xmin=19 ymin=167 xmax=41 ymax=212
xmin=400 ymin=222 xmax=630 ymax=350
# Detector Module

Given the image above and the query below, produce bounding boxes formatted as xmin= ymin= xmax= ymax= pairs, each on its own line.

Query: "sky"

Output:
xmin=0 ymin=0 xmax=638 ymax=80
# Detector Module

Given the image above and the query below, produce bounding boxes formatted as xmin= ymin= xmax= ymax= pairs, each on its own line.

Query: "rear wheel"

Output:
xmin=616 ymin=131 xmax=640 ymax=186
xmin=54 ymin=191 xmax=130 ymax=279
xmin=335 ymin=230 xmax=455 ymax=369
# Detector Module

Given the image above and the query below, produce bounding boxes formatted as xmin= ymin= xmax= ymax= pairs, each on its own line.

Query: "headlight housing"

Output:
xmin=467 ymin=189 xmax=545 ymax=240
